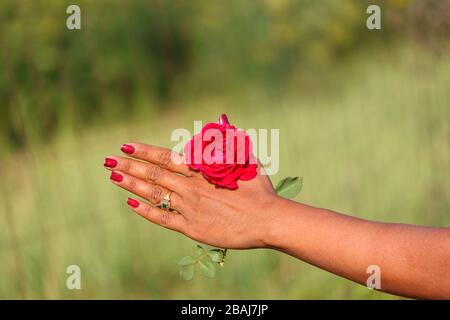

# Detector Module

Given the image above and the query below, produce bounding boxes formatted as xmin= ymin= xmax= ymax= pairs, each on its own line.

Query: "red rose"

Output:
xmin=184 ymin=114 xmax=257 ymax=189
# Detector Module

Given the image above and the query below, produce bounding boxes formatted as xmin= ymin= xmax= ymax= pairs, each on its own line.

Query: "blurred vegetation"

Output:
xmin=1 ymin=0 xmax=450 ymax=152
xmin=0 ymin=0 xmax=449 ymax=299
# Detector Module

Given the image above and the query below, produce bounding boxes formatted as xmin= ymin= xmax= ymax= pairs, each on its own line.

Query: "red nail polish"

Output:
xmin=110 ymin=171 xmax=123 ymax=182
xmin=104 ymin=157 xmax=118 ymax=168
xmin=127 ymin=198 xmax=140 ymax=208
xmin=121 ymin=144 xmax=135 ymax=154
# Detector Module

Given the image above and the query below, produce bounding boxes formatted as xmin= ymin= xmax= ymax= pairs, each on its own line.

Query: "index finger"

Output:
xmin=120 ymin=142 xmax=193 ymax=177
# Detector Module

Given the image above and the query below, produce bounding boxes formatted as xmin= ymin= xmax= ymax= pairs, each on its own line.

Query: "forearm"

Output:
xmin=107 ymin=141 xmax=449 ymax=298
xmin=264 ymin=196 xmax=450 ymax=299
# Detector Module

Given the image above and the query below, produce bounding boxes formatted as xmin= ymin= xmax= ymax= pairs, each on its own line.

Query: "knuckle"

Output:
xmin=127 ymin=178 xmax=137 ymax=190
xmin=144 ymin=167 xmax=153 ymax=181
xmin=160 ymin=210 xmax=171 ymax=226
xmin=122 ymin=160 xmax=131 ymax=172
xmin=150 ymin=186 xmax=163 ymax=203
xmin=145 ymin=165 xmax=161 ymax=182
xmin=143 ymin=205 xmax=153 ymax=219
xmin=158 ymin=150 xmax=172 ymax=168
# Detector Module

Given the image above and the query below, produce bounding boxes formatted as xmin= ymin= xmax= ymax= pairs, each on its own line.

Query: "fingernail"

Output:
xmin=110 ymin=171 xmax=123 ymax=182
xmin=127 ymin=197 xmax=140 ymax=208
xmin=121 ymin=144 xmax=135 ymax=154
xmin=104 ymin=157 xmax=118 ymax=168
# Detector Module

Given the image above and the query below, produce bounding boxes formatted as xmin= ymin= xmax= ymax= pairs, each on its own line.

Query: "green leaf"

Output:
xmin=178 ymin=256 xmax=196 ymax=266
xmin=194 ymin=245 xmax=205 ymax=256
xmin=198 ymin=258 xmax=216 ymax=278
xmin=275 ymin=177 xmax=303 ymax=199
xmin=179 ymin=264 xmax=195 ymax=281
xmin=207 ymin=249 xmax=224 ymax=263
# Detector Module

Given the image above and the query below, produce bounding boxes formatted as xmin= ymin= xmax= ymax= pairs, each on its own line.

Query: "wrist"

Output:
xmin=258 ymin=195 xmax=298 ymax=250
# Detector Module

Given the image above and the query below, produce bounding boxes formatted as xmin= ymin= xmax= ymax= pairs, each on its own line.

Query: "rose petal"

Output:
xmin=239 ymin=164 xmax=257 ymax=181
xmin=184 ymin=117 xmax=257 ymax=190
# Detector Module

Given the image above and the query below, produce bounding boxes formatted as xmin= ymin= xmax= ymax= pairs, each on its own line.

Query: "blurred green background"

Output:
xmin=1 ymin=0 xmax=449 ymax=299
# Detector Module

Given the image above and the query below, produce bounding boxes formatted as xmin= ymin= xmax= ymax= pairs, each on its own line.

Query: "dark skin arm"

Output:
xmin=104 ymin=142 xmax=450 ymax=299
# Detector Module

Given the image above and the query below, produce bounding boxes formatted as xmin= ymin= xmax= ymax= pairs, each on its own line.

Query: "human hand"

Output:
xmin=104 ymin=142 xmax=279 ymax=249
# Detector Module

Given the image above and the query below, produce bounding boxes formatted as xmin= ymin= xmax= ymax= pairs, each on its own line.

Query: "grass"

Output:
xmin=0 ymin=46 xmax=449 ymax=299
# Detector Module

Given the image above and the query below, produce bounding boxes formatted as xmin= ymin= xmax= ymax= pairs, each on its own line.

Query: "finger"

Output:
xmin=120 ymin=143 xmax=193 ymax=176
xmin=106 ymin=156 xmax=188 ymax=194
xmin=127 ymin=197 xmax=186 ymax=233
xmin=109 ymin=171 xmax=183 ymax=211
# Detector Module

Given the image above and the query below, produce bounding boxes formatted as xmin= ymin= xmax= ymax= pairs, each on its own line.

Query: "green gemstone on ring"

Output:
xmin=161 ymin=200 xmax=170 ymax=209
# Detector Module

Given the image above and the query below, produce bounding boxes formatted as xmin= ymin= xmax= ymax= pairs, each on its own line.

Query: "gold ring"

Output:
xmin=161 ymin=192 xmax=171 ymax=210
